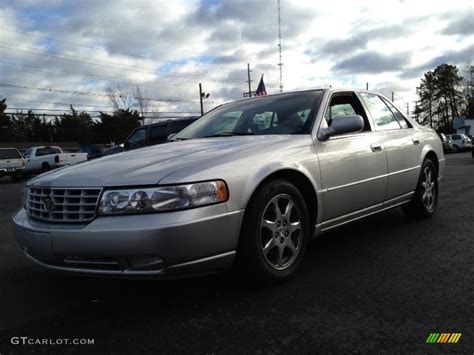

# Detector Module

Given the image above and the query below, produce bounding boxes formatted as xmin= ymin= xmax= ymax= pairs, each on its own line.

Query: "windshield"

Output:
xmin=174 ymin=91 xmax=323 ymax=140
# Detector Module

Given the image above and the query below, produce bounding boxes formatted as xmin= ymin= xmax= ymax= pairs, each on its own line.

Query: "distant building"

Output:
xmin=453 ymin=116 xmax=474 ymax=135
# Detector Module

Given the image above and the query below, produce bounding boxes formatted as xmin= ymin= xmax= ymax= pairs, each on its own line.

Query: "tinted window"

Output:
xmin=359 ymin=93 xmax=401 ymax=131
xmin=35 ymin=147 xmax=61 ymax=156
xmin=149 ymin=125 xmax=169 ymax=142
xmin=175 ymin=91 xmax=322 ymax=139
xmin=24 ymin=149 xmax=32 ymax=158
xmin=0 ymin=149 xmax=21 ymax=159
xmin=451 ymin=135 xmax=461 ymax=140
xmin=127 ymin=128 xmax=147 ymax=145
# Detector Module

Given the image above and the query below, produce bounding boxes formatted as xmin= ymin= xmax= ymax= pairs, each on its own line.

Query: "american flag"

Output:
xmin=255 ymin=75 xmax=267 ymax=96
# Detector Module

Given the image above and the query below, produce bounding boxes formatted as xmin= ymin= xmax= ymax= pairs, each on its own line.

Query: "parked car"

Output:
xmin=101 ymin=118 xmax=198 ymax=156
xmin=23 ymin=146 xmax=88 ymax=173
xmin=13 ymin=89 xmax=445 ymax=282
xmin=0 ymin=148 xmax=25 ymax=181
xmin=446 ymin=134 xmax=472 ymax=152
xmin=438 ymin=133 xmax=454 ymax=153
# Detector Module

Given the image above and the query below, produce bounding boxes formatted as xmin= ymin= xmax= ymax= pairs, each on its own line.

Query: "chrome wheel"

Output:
xmin=421 ymin=166 xmax=436 ymax=211
xmin=259 ymin=194 xmax=303 ymax=270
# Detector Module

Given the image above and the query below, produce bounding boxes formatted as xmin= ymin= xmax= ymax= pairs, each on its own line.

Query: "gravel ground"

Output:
xmin=0 ymin=152 xmax=472 ymax=354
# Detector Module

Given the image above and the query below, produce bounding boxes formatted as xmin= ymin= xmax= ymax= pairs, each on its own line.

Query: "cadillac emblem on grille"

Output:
xmin=42 ymin=196 xmax=54 ymax=211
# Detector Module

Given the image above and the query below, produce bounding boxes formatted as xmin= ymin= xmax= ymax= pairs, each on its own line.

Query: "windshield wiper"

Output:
xmin=202 ymin=132 xmax=255 ymax=138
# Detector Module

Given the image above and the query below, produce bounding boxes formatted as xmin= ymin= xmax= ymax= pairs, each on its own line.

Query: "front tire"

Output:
xmin=236 ymin=179 xmax=310 ymax=283
xmin=402 ymin=158 xmax=438 ymax=219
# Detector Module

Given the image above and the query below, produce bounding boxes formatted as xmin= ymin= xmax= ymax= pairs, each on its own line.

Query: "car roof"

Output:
xmin=216 ymin=87 xmax=397 ymax=108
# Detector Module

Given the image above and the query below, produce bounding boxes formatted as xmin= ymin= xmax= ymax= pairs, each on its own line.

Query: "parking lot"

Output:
xmin=0 ymin=152 xmax=472 ymax=353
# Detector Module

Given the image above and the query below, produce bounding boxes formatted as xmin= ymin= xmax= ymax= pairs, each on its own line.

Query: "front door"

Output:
xmin=316 ymin=91 xmax=389 ymax=226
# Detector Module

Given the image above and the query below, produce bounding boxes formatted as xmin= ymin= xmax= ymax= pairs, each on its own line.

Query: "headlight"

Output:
xmin=98 ymin=180 xmax=228 ymax=215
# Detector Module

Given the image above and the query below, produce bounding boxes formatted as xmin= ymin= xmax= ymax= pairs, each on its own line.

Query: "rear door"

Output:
xmin=316 ymin=91 xmax=389 ymax=225
xmin=358 ymin=93 xmax=422 ymax=201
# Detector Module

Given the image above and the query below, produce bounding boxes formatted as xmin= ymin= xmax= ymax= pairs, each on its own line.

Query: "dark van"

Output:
xmin=124 ymin=117 xmax=198 ymax=150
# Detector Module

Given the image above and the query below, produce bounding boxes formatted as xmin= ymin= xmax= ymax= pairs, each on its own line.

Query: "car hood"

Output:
xmin=28 ymin=136 xmax=310 ymax=187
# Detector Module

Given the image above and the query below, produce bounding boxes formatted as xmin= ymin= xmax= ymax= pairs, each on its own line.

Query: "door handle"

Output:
xmin=412 ymin=138 xmax=420 ymax=145
xmin=370 ymin=143 xmax=384 ymax=152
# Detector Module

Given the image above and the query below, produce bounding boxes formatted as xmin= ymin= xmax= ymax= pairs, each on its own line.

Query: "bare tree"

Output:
xmin=106 ymin=85 xmax=157 ymax=124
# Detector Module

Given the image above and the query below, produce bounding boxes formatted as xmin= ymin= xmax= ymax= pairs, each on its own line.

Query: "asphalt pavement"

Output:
xmin=0 ymin=152 xmax=473 ymax=354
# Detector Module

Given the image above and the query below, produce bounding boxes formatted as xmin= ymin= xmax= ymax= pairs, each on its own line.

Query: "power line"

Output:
xmin=0 ymin=82 xmax=204 ymax=103
xmin=0 ymin=61 xmax=198 ymax=90
xmin=0 ymin=27 xmax=231 ymax=71
xmin=2 ymin=97 xmax=113 ymax=108
xmin=0 ymin=42 xmax=242 ymax=83
xmin=5 ymin=107 xmax=199 ymax=113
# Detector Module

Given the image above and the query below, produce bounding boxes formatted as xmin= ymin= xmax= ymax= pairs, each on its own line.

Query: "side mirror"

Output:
xmin=167 ymin=133 xmax=176 ymax=141
xmin=319 ymin=115 xmax=364 ymax=141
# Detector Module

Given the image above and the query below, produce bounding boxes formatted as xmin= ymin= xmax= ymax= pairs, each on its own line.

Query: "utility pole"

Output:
xmin=246 ymin=63 xmax=252 ymax=98
xmin=391 ymin=92 xmax=394 ymax=102
xmin=406 ymin=102 xmax=409 ymax=116
xmin=366 ymin=82 xmax=369 ymax=90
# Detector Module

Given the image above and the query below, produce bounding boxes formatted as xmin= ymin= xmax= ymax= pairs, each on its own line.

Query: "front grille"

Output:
xmin=26 ymin=187 xmax=101 ymax=223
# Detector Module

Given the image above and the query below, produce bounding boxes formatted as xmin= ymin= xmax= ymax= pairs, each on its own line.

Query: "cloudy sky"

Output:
xmin=0 ymin=0 xmax=472 ymax=118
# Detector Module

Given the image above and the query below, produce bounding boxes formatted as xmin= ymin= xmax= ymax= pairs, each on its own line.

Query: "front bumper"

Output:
xmin=12 ymin=204 xmax=244 ymax=278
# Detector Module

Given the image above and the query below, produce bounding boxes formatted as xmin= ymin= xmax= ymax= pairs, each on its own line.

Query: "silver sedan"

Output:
xmin=12 ymin=88 xmax=445 ymax=282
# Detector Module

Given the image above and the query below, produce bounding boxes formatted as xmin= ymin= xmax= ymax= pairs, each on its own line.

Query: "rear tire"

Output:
xmin=235 ymin=179 xmax=310 ymax=283
xmin=42 ymin=162 xmax=51 ymax=172
xmin=402 ymin=158 xmax=438 ymax=219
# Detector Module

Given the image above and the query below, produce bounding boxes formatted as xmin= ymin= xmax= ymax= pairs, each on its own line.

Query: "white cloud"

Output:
xmin=0 ymin=0 xmax=472 ymax=117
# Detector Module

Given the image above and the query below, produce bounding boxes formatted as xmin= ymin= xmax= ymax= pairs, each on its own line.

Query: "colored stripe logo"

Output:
xmin=426 ymin=333 xmax=462 ymax=343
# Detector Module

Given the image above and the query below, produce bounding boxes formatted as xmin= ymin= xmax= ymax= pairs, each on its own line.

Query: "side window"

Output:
xmin=324 ymin=103 xmax=356 ymax=122
xmin=382 ymin=98 xmax=411 ymax=129
xmin=127 ymin=128 xmax=147 ymax=145
xmin=50 ymin=147 xmax=62 ymax=154
xmin=24 ymin=149 xmax=32 ymax=158
xmin=35 ymin=148 xmax=48 ymax=156
xmin=359 ymin=93 xmax=401 ymax=131
xmin=323 ymin=93 xmax=370 ymax=132
xmin=149 ymin=124 xmax=169 ymax=142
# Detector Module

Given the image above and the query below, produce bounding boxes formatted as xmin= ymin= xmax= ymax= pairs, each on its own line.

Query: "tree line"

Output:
xmin=0 ymin=64 xmax=471 ymax=144
xmin=0 ymin=101 xmax=141 ymax=144
xmin=413 ymin=63 xmax=472 ymax=133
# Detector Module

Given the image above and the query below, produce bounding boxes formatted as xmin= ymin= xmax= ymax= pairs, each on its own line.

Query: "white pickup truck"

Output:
xmin=23 ymin=146 xmax=88 ymax=173
xmin=0 ymin=148 xmax=25 ymax=181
